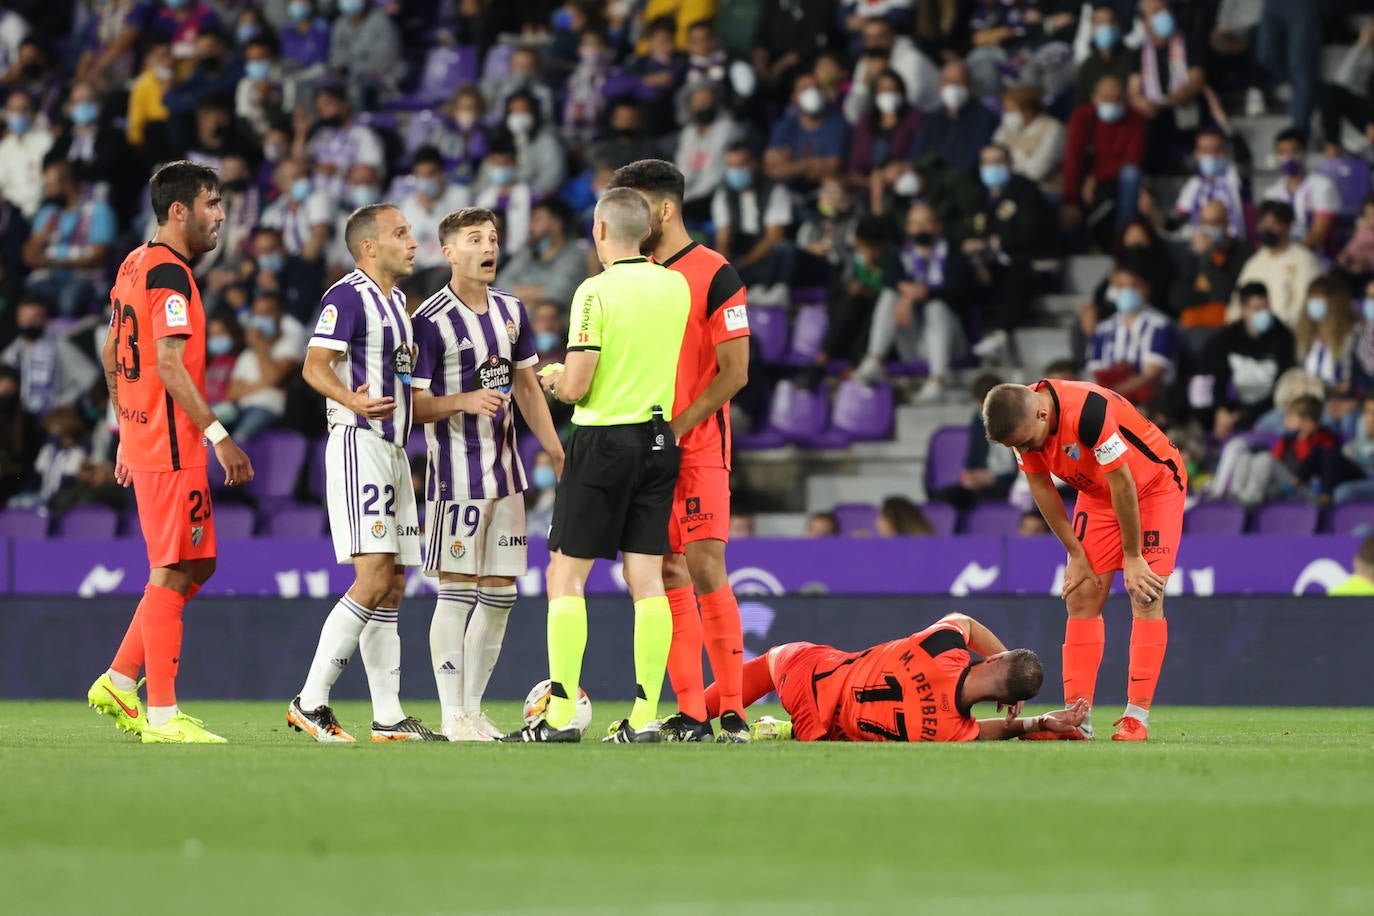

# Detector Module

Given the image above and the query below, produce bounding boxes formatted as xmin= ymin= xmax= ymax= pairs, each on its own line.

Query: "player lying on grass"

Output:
xmin=697 ymin=613 xmax=1088 ymax=742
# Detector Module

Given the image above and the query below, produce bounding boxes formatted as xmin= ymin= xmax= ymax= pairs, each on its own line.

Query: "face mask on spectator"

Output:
xmin=250 ymin=315 xmax=278 ymax=337
xmin=1199 ymin=155 xmax=1226 ymax=178
xmin=1306 ymin=298 xmax=1328 ymax=322
xmin=875 ymin=92 xmax=903 ymax=116
xmin=1199 ymin=224 xmax=1225 ymax=244
xmin=287 ymin=1 xmax=311 ymax=23
xmin=1257 ymin=227 xmax=1282 ymax=248
xmin=532 ymin=236 xmax=552 ymax=255
xmin=153 ymin=65 xmax=174 ymax=81
xmin=798 ymin=87 xmax=825 ymax=116
xmin=724 ymin=167 xmax=751 ymax=191
xmin=5 ymin=113 xmax=31 ymax=135
xmin=350 ymin=184 xmax=381 ymax=207
xmin=1116 ymin=287 xmax=1144 ymax=313
xmin=338 ymin=0 xmax=365 ymax=15
xmin=290 ymin=178 xmax=313 ymax=202
xmin=979 ymin=163 xmax=1010 ymax=189
xmin=1150 ymin=10 xmax=1176 ymax=39
xmin=245 ymin=60 xmax=272 ymax=81
xmin=1097 ymin=102 xmax=1125 ymax=123
xmin=1105 ymin=285 xmax=1122 ymax=303
xmin=506 ymin=112 xmax=535 ymax=135
xmin=532 ymin=465 xmax=557 ymax=489
xmin=1249 ymin=309 xmax=1274 ymax=334
xmin=1362 ymin=298 xmax=1374 ymax=322
xmin=1001 ymin=110 xmax=1023 ymax=131
xmin=487 ymin=164 xmax=516 ymax=186
xmin=71 ymin=102 xmax=99 ymax=126
xmin=940 ymin=84 xmax=969 ymax=111
xmin=910 ymin=231 xmax=936 ymax=247
xmin=207 ymin=335 xmax=234 ymax=356
xmin=18 ymin=324 xmax=44 ymax=341
xmin=259 ymin=252 xmax=284 ymax=273
xmin=237 ymin=24 xmax=260 ymax=44
xmin=535 ymin=331 xmax=560 ymax=352
xmin=1093 ymin=24 xmax=1120 ymax=51
xmin=263 ymin=141 xmax=287 ymax=162
xmin=693 ymin=106 xmax=717 ymax=126
xmin=893 ymin=171 xmax=921 ymax=197
xmin=1278 ymin=157 xmax=1303 ymax=178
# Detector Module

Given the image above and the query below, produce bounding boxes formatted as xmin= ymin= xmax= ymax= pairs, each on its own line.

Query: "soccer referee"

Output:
xmin=505 ymin=188 xmax=691 ymax=743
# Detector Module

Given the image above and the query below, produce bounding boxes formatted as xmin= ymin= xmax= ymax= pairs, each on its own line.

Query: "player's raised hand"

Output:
xmin=1062 ymin=551 xmax=1098 ymax=599
xmin=351 ymin=382 xmax=397 ymax=419
xmin=1124 ymin=555 xmax=1167 ymax=606
xmin=114 ymin=443 xmax=132 ymax=488
xmin=1041 ymin=698 xmax=1090 ymax=733
xmin=455 ymin=389 xmax=509 ymax=418
xmin=214 ymin=437 xmax=255 ymax=487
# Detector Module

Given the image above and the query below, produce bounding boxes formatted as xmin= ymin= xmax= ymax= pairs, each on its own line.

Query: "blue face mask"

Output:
xmin=287 ymin=1 xmax=311 ymax=22
xmin=487 ymin=165 xmax=516 ymax=187
xmin=416 ymin=178 xmax=442 ymax=199
xmin=1150 ymin=10 xmax=1176 ymax=39
xmin=1199 ymin=155 xmax=1226 ymax=178
xmin=338 ymin=0 xmax=365 ymax=15
xmin=532 ymin=236 xmax=552 ymax=256
xmin=532 ymin=465 xmax=557 ymax=490
xmin=1249 ymin=309 xmax=1274 ymax=335
xmin=1097 ymin=102 xmax=1125 ymax=123
xmin=237 ymin=23 xmax=260 ymax=44
xmin=290 ymin=177 xmax=313 ymax=202
xmin=535 ymin=331 xmax=561 ymax=352
xmin=258 ymin=252 xmax=284 ymax=273
xmin=245 ymin=59 xmax=272 ymax=81
xmin=1364 ymin=298 xmax=1374 ymax=323
xmin=250 ymin=315 xmax=278 ymax=336
xmin=1093 ymin=24 xmax=1120 ymax=51
xmin=71 ymin=102 xmax=99 ymax=126
xmin=1115 ymin=287 xmax=1144 ymax=314
xmin=207 ymin=335 xmax=234 ymax=356
xmin=979 ymin=163 xmax=1010 ymax=189
xmin=1306 ymin=298 xmax=1328 ymax=322
xmin=724 ymin=167 xmax=751 ymax=191
xmin=164 ymin=0 xmax=189 ymax=9
xmin=349 ymin=184 xmax=380 ymax=208
xmin=5 ymin=114 xmax=31 ymax=135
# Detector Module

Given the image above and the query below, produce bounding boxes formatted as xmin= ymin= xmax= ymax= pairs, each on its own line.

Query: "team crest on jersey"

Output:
xmin=505 ymin=318 xmax=518 ymax=344
xmin=478 ymin=354 xmax=513 ymax=393
xmin=164 ymin=294 xmax=188 ymax=328
xmin=1063 ymin=443 xmax=1080 ymax=461
xmin=392 ymin=344 xmax=414 ymax=384
xmin=191 ymin=525 xmax=204 ymax=546
xmin=371 ymin=520 xmax=387 ymax=539
xmin=450 ymin=540 xmax=466 ymax=559
xmin=315 ymin=304 xmax=338 ymax=335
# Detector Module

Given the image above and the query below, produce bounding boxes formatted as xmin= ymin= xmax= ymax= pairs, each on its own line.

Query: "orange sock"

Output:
xmin=664 ymin=585 xmax=706 ymax=720
xmin=1127 ymin=618 xmax=1168 ymax=709
xmin=141 ymin=584 xmax=187 ymax=708
xmin=699 ymin=585 xmax=744 ymax=716
xmin=1063 ymin=617 xmax=1105 ymax=707
xmin=705 ymin=654 xmax=773 ymax=719
xmin=111 ymin=582 xmax=200 ymax=680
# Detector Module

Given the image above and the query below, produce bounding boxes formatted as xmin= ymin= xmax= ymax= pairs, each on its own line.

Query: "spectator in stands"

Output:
xmin=248 ymin=225 xmax=320 ymax=325
xmin=848 ymin=69 xmax=922 ymax=196
xmin=300 ymin=85 xmax=385 ymax=199
xmin=259 ymin=155 xmax=335 ymax=264
xmin=280 ymin=1 xmax=332 ymax=73
xmin=1320 ymin=22 xmax=1374 ymax=160
xmin=934 ymin=372 xmax=1018 ymax=510
xmin=0 ymin=295 xmax=98 ymax=414
xmin=496 ymin=198 xmax=588 ymax=310
xmin=563 ymin=27 xmax=612 ymax=147
xmin=844 ymin=16 xmax=940 ymax=124
xmin=1196 ymin=281 xmax=1296 ymax=439
xmin=44 ymin=81 xmax=136 ymax=223
xmin=966 ymin=0 xmax=1077 ymax=100
xmin=326 ymin=162 xmax=390 ymax=278
xmin=1334 ymin=394 xmax=1374 ymax=506
xmin=0 ymin=90 xmax=53 ymax=218
xmin=525 ymin=449 xmax=560 ymax=536
xmin=966 ymin=143 xmax=1060 ymax=363
xmin=1170 ymin=199 xmax=1253 ymax=336
xmin=487 ymin=43 xmax=557 ymax=126
xmin=1296 ymin=274 xmax=1357 ymax=396
xmin=473 ymin=134 xmax=535 ymax=253
xmin=230 ymin=6 xmax=268 ymax=49
xmin=729 ymin=513 xmax=756 ymax=538
xmin=1234 ymin=200 xmax=1322 ymax=330
xmin=235 ymin=35 xmax=293 ymax=142
xmin=992 ymin=84 xmax=1064 ymax=197
xmin=1271 ymin=393 xmax=1363 ymax=506
xmin=125 ymin=40 xmax=174 ymax=158
xmin=750 ymin=0 xmax=833 ymax=101
xmin=1256 ymin=0 xmax=1320 ymax=137
xmin=1074 ymin=4 xmax=1135 ymax=107
xmin=805 ymin=511 xmax=840 ymax=537
xmin=205 ymin=310 xmax=242 ymax=426
xmin=876 ymin=495 xmax=934 ymax=536
xmin=28 ymin=405 xmax=88 ymax=509
xmin=1086 ymin=260 xmax=1178 ymax=406
xmin=197 ymin=153 xmax=261 ymax=286
xmin=72 ymin=0 xmax=138 ymax=92
xmin=765 ymin=73 xmax=851 ymax=196
xmin=812 ymin=49 xmax=851 ymax=113
xmin=796 ymin=176 xmax=860 ymax=283
xmin=531 ymin=300 xmax=568 ymax=365
xmin=623 ymin=16 xmax=687 ymax=136
xmin=713 ymin=141 xmax=795 ymax=294
xmin=1262 ymin=128 xmax=1341 ymax=255
xmin=182 ymin=95 xmax=249 ymax=174
xmin=1328 ymin=532 xmax=1374 ymax=595
xmin=328 ymin=0 xmax=404 ymax=109
xmin=1336 ymin=196 xmax=1374 ymax=288
xmin=1062 ymin=74 xmax=1146 ymax=241
xmin=5 ymin=38 xmax=61 ymax=118
xmin=589 ymin=99 xmax=666 ymax=170
xmin=0 ymin=363 xmax=40 ymax=506
xmin=1128 ymin=0 xmax=1206 ymax=173
xmin=1079 ymin=219 xmax=1176 ymax=353
xmin=1349 ymin=278 xmax=1374 ymax=396
xmin=1018 ymin=510 xmax=1051 ymax=536
xmin=228 ymin=291 xmax=306 ymax=442
xmin=911 ymin=60 xmax=998 ymax=175
xmin=1171 ymin=126 xmax=1248 ymax=241
xmin=392 ymin=147 xmax=470 ymax=290
xmin=677 ymin=19 xmax=737 ymax=120
xmin=855 ymin=202 xmax=970 ymax=400
xmin=21 ymin=161 xmax=115 ymax=318
xmin=0 ymin=194 xmax=28 ymax=333
xmin=503 ymin=91 xmax=566 ymax=197
xmin=162 ymin=28 xmax=242 ymax=150
xmin=408 ymin=85 xmax=489 ymax=182
xmin=676 ymin=84 xmax=742 ymax=223
xmin=818 ymin=214 xmax=898 ymax=369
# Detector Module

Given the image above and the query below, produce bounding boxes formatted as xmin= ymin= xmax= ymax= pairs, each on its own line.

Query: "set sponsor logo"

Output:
xmin=118 ymin=406 xmax=149 ymax=424
xmin=392 ymin=344 xmax=415 ymax=384
xmin=478 ymin=354 xmax=513 ymax=393
xmin=497 ymin=535 xmax=527 ymax=547
xmin=1093 ymin=433 xmax=1127 ymax=465
xmin=723 ymin=304 xmax=749 ymax=332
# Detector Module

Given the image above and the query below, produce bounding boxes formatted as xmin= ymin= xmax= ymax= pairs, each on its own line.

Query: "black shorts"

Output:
xmin=547 ymin=423 xmax=682 ymax=560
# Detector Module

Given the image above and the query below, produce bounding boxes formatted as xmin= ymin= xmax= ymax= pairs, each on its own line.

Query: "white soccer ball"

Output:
xmin=523 ymin=679 xmax=593 ymax=734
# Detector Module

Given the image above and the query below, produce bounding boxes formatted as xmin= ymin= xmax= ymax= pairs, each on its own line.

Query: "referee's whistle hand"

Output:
xmin=213 ymin=438 xmax=254 ymax=487
xmin=350 ymin=382 xmax=397 ymax=419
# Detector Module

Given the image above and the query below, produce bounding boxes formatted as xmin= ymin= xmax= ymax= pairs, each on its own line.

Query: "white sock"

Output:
xmin=107 ymin=669 xmax=137 ymax=691
xmin=299 ymin=595 xmax=372 ymax=710
xmin=431 ymin=582 xmax=478 ymax=723
xmin=463 ymin=585 xmax=517 ymax=715
xmin=1124 ymin=703 xmax=1150 ymax=727
xmin=360 ymin=607 xmax=405 ymax=725
xmin=148 ymin=705 xmax=177 ymax=727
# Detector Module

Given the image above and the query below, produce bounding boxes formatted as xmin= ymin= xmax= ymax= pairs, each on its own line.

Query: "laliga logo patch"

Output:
xmin=315 ymin=304 xmax=338 ymax=335
xmin=506 ymin=318 xmax=518 ymax=344
xmin=164 ymin=294 xmax=189 ymax=328
xmin=371 ymin=520 xmax=387 ymax=539
xmin=450 ymin=540 xmax=466 ymax=559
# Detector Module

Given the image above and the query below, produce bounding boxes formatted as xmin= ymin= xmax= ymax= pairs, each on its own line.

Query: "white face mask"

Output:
xmin=940 ymin=84 xmax=970 ymax=111
xmin=1002 ymin=111 xmax=1024 ymax=131
xmin=893 ymin=171 xmax=921 ymax=197
xmin=798 ymin=86 xmax=825 ymax=115
xmin=875 ymin=91 xmax=902 ymax=115
xmin=506 ymin=111 xmax=535 ymax=134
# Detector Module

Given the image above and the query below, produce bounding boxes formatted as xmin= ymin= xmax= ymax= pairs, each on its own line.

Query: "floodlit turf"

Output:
xmin=1 ymin=703 xmax=1372 ymax=915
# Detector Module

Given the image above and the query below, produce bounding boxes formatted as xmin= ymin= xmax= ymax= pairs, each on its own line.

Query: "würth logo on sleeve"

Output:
xmin=1142 ymin=530 xmax=1169 ymax=556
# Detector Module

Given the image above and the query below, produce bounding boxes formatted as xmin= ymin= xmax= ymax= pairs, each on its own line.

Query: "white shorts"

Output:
xmin=423 ymin=492 xmax=528 ymax=577
xmin=326 ymin=426 xmax=421 ymax=566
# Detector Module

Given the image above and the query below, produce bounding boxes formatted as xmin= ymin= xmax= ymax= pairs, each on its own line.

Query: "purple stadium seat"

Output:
xmin=790 ymin=286 xmax=828 ymax=306
xmin=354 ymin=110 xmax=399 ymax=134
xmin=1184 ymin=501 xmax=1247 ymax=536
xmin=960 ymin=502 xmax=1023 ymax=536
xmin=389 ymin=45 xmax=477 ymax=110
xmin=0 ymin=508 xmax=51 ymax=540
xmin=1328 ymin=502 xmax=1374 ymax=535
xmin=245 ymin=430 xmax=308 ymax=502
xmin=309 ymin=437 xmax=329 ymax=500
xmin=1315 ymin=157 xmax=1370 ymax=219
xmin=769 ymin=380 xmax=830 ymax=442
xmin=212 ymin=503 xmax=257 ymax=539
xmin=786 ymin=304 xmax=829 ymax=365
xmin=750 ymin=305 xmax=789 ymax=365
xmin=921 ymin=501 xmax=957 ymax=536
xmin=1251 ymin=501 xmax=1319 ymax=536
xmin=831 ymin=380 xmax=893 ymax=441
xmin=264 ymin=504 xmax=327 ymax=538
xmin=55 ymin=505 xmax=119 ymax=538
xmin=924 ymin=425 xmax=971 ymax=496
xmin=832 ymin=502 xmax=878 ymax=536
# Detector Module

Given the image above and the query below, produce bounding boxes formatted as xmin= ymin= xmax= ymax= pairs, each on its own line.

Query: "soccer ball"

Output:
xmin=523 ymin=679 xmax=593 ymax=734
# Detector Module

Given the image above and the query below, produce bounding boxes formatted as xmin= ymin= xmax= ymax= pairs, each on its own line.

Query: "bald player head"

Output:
xmin=592 ymin=187 xmax=652 ymax=265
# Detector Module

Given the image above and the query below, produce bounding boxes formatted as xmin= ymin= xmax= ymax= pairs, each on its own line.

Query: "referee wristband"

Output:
xmin=204 ymin=421 xmax=230 ymax=445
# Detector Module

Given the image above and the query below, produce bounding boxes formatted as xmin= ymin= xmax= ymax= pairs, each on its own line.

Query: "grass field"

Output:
xmin=2 ymin=702 xmax=1372 ymax=915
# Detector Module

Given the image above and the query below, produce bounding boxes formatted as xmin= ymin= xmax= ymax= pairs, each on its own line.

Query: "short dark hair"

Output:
xmin=807 ymin=511 xmax=840 ymax=535
xmin=487 ymin=132 xmax=517 ymax=157
xmin=1275 ymin=127 xmax=1307 ymax=149
xmin=879 ymin=496 xmax=933 ymax=535
xmin=983 ymin=383 xmax=1037 ymax=443
xmin=535 ymin=197 xmax=574 ymax=233
xmin=1258 ymin=200 xmax=1295 ymax=225
xmin=1238 ymin=281 xmax=1270 ymax=303
xmin=1195 ymin=125 xmax=1225 ymax=145
xmin=1001 ymin=648 xmax=1044 ymax=703
xmin=855 ymin=214 xmax=893 ymax=246
xmin=645 ymin=15 xmax=675 ymax=38
xmin=344 ymin=203 xmax=398 ymax=260
xmin=150 ymin=160 xmax=219 ymax=225
xmin=412 ymin=145 xmax=445 ymax=169
xmin=438 ymin=207 xmax=498 ymax=244
xmin=725 ymin=140 xmax=754 ymax=158
xmin=607 ymin=159 xmax=686 ymax=204
xmin=971 ymin=372 xmax=1004 ymax=403
xmin=1288 ymin=394 xmax=1324 ymax=422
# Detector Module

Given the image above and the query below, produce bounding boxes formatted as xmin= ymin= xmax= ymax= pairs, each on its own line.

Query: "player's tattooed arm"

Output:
xmin=100 ymin=320 xmax=119 ymax=413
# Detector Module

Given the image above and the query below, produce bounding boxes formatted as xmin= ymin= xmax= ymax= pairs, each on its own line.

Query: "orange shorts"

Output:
xmin=769 ymin=642 xmax=846 ymax=742
xmin=1072 ymin=483 xmax=1186 ymax=577
xmin=131 ymin=466 xmax=218 ymax=569
xmin=668 ymin=465 xmax=731 ymax=554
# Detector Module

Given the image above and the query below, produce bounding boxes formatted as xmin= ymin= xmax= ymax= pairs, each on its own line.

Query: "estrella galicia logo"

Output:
xmin=392 ymin=344 xmax=414 ymax=385
xmin=478 ymin=353 xmax=513 ymax=393
xmin=1063 ymin=443 xmax=1080 ymax=461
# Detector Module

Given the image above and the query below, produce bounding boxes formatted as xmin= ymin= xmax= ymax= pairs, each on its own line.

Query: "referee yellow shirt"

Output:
xmin=1328 ymin=574 xmax=1374 ymax=596
xmin=566 ymin=257 xmax=690 ymax=427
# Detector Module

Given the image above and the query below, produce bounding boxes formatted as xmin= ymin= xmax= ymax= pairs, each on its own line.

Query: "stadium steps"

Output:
xmin=753 ymin=512 xmax=809 ymax=537
xmin=806 ymin=471 xmax=928 ymax=510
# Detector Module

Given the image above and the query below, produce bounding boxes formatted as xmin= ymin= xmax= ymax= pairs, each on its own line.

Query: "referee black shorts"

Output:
xmin=547 ymin=423 xmax=682 ymax=560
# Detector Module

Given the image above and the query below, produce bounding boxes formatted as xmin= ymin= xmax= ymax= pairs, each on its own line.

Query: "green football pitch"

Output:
xmin=2 ymin=703 xmax=1371 ymax=916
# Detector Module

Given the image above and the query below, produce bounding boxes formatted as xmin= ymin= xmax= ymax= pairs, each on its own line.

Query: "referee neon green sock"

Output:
xmin=629 ymin=596 xmax=672 ymax=730
xmin=546 ymin=596 xmax=588 ymax=729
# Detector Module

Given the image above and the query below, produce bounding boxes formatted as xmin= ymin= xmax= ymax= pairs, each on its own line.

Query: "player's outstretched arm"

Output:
xmin=667 ymin=336 xmax=749 ymax=443
xmin=155 ymin=336 xmax=254 ymax=486
xmin=976 ymin=699 xmax=1090 ymax=740
xmin=1105 ymin=464 xmax=1167 ymax=605
xmin=513 ymin=365 xmax=565 ymax=477
xmin=301 ymin=346 xmax=396 ymax=419
xmin=938 ymin=613 xmax=1008 ymax=658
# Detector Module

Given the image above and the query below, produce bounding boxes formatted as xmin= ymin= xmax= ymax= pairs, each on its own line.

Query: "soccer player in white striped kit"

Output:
xmin=412 ymin=207 xmax=565 ymax=740
xmin=287 ymin=203 xmax=444 ymax=742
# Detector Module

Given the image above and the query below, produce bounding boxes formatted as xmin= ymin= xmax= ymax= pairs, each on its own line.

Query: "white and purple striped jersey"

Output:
xmin=1087 ymin=308 xmax=1178 ymax=385
xmin=411 ymin=285 xmax=538 ymax=500
xmin=308 ymin=268 xmax=415 ymax=447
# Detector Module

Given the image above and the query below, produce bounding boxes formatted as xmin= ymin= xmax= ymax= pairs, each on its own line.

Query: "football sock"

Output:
xmin=430 ymin=581 xmax=477 ymax=722
xmin=1126 ymin=617 xmax=1168 ymax=721
xmin=107 ymin=669 xmax=138 ymax=691
xmin=1123 ymin=703 xmax=1151 ymax=727
xmin=705 ymin=654 xmax=774 ymax=719
xmin=464 ymin=585 xmax=516 ymax=715
xmin=141 ymin=584 xmax=186 ymax=711
xmin=699 ymin=584 xmax=745 ymax=716
xmin=629 ymin=596 xmax=672 ymax=730
xmin=110 ymin=581 xmax=200 ymax=685
xmin=148 ymin=706 xmax=177 ymax=727
xmin=360 ymin=607 xmax=404 ymax=725
xmin=664 ymin=585 xmax=706 ymax=720
xmin=546 ymin=595 xmax=587 ymax=729
xmin=1063 ymin=616 xmax=1105 ymax=718
xmin=299 ymin=595 xmax=372 ymax=711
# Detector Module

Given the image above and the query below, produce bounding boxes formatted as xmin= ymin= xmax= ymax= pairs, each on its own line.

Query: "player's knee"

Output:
xmin=661 ymin=553 xmax=690 ymax=590
xmin=686 ymin=546 xmax=728 ymax=593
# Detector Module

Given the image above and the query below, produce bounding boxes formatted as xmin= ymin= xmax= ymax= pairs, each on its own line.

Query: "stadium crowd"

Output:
xmin=1 ymin=0 xmax=1373 ymax=533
